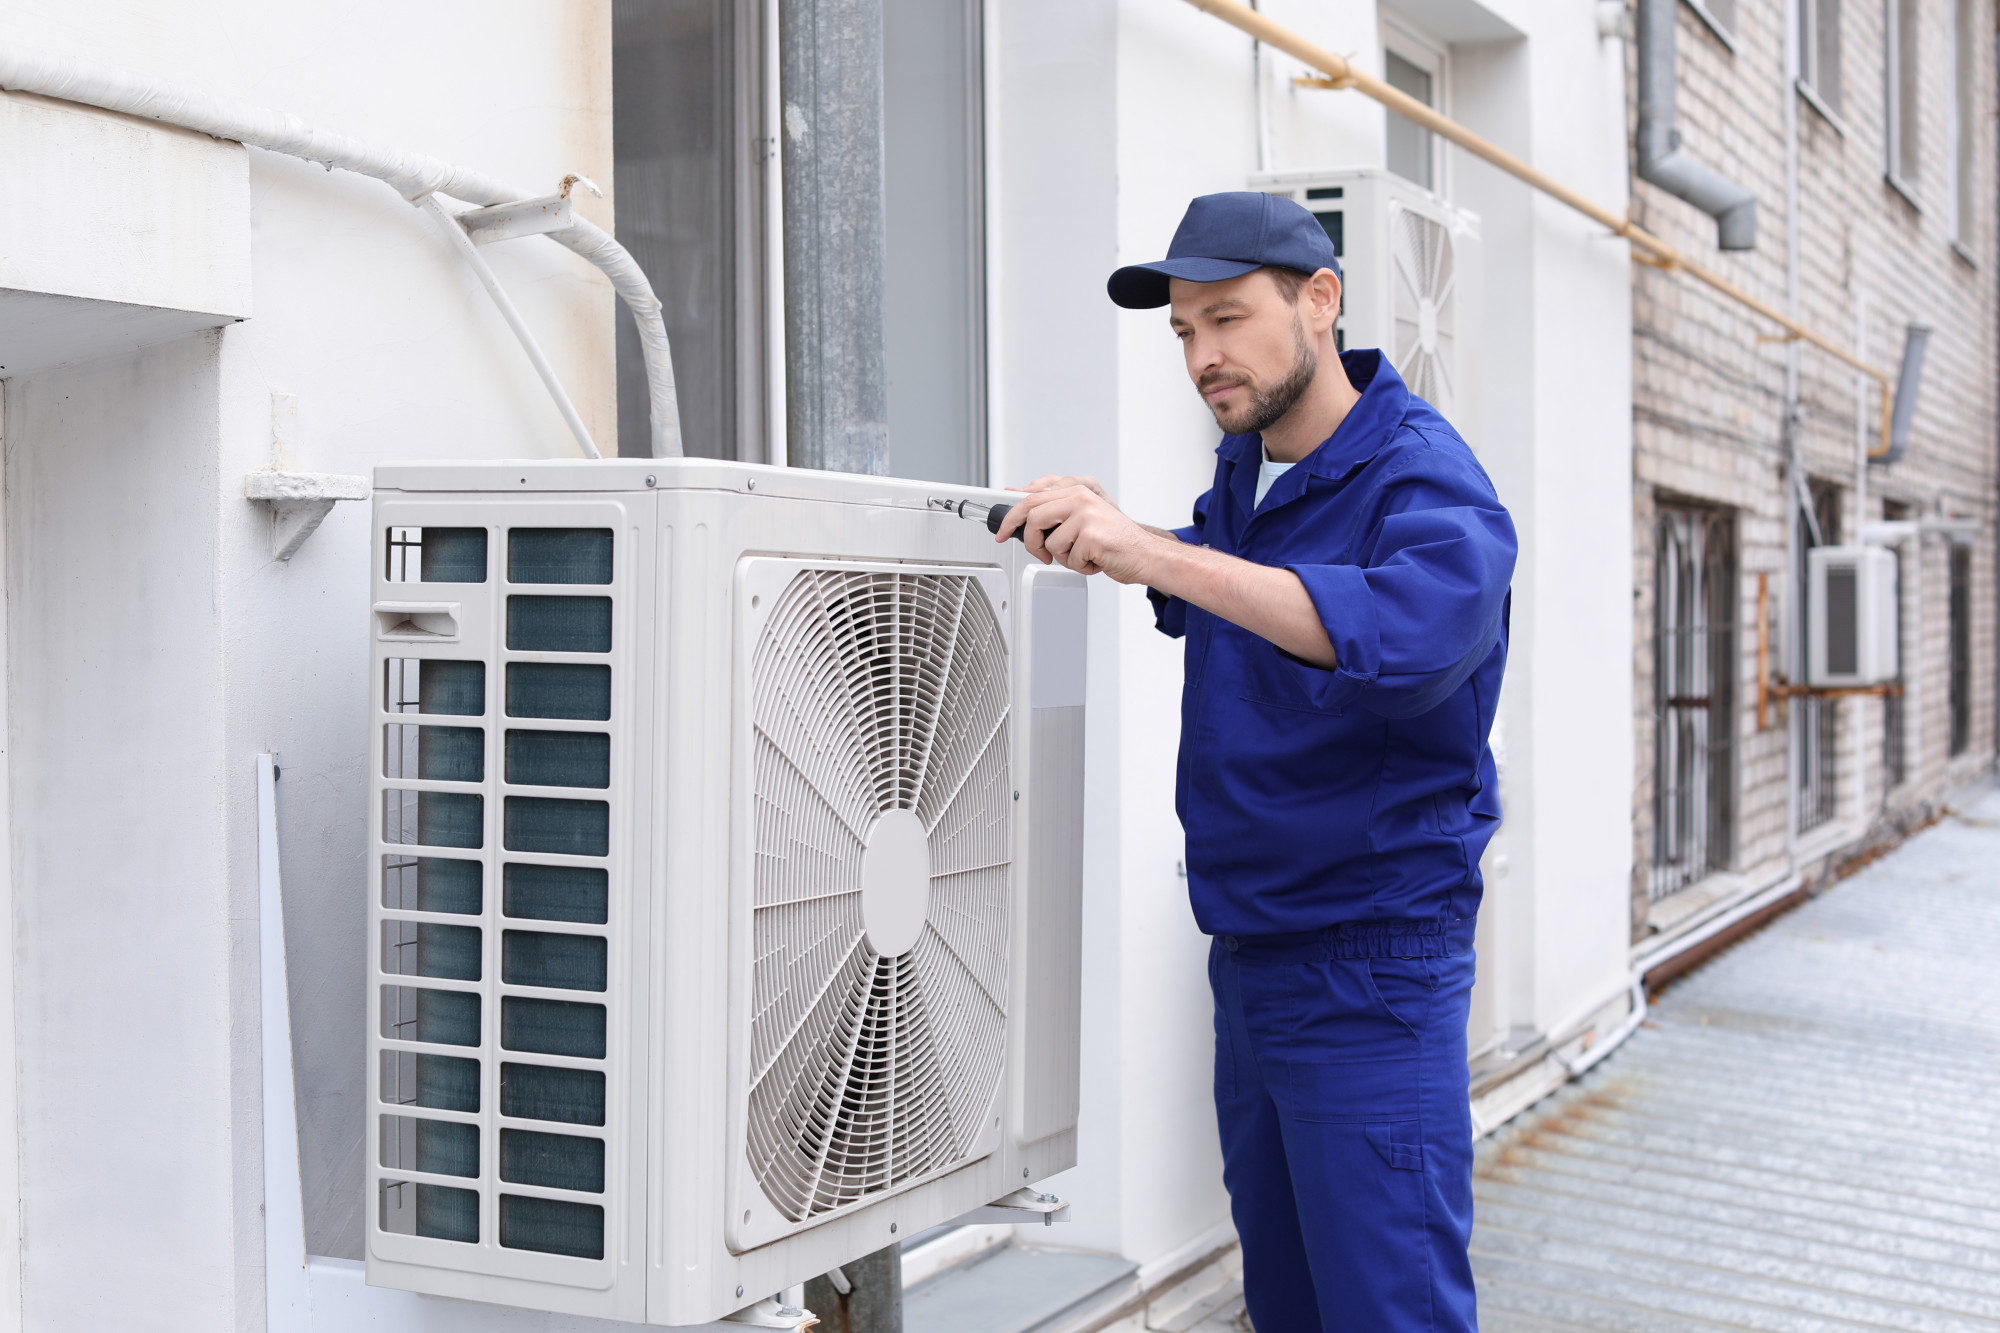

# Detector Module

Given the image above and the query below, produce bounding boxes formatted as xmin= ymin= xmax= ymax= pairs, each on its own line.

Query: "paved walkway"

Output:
xmin=1473 ymin=781 xmax=2000 ymax=1331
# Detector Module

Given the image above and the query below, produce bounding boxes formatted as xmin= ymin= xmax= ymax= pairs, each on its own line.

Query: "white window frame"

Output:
xmin=1948 ymin=0 xmax=1978 ymax=256
xmin=1798 ymin=0 xmax=1847 ymax=132
xmin=1380 ymin=11 xmax=1451 ymax=201
xmin=1684 ymin=0 xmax=1739 ymax=50
xmin=1884 ymin=0 xmax=1922 ymax=208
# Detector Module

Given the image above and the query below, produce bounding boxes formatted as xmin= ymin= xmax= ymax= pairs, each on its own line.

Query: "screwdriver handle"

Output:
xmin=985 ymin=502 xmax=1019 ymax=541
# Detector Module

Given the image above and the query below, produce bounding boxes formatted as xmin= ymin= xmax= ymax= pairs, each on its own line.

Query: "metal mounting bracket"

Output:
xmin=948 ymin=1185 xmax=1071 ymax=1227
xmin=245 ymin=469 xmax=370 ymax=561
xmin=718 ymin=1296 xmax=817 ymax=1329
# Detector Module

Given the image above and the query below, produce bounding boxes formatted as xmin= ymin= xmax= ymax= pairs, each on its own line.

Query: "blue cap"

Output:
xmin=1107 ymin=192 xmax=1341 ymax=310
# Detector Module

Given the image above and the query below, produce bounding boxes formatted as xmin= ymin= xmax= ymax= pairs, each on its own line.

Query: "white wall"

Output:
xmin=1 ymin=3 xmax=615 ymax=1324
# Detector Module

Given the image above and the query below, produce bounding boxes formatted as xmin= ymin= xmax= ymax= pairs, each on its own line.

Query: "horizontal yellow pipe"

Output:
xmin=1180 ymin=0 xmax=1896 ymax=453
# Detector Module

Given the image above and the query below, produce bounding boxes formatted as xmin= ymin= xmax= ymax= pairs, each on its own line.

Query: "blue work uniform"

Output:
xmin=1148 ymin=351 xmax=1515 ymax=1333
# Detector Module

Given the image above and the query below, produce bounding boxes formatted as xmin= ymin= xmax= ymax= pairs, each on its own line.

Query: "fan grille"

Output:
xmin=746 ymin=569 xmax=1011 ymax=1222
xmin=1389 ymin=204 xmax=1458 ymax=411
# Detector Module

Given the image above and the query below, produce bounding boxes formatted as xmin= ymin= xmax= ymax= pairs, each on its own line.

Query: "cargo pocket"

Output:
xmin=1366 ymin=1121 xmax=1424 ymax=1172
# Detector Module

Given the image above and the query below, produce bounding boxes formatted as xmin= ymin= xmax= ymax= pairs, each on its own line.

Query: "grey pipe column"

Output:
xmin=781 ymin=0 xmax=890 ymax=474
xmin=1636 ymin=0 xmax=1757 ymax=251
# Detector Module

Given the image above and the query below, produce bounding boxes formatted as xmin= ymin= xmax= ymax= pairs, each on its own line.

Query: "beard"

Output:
xmin=1199 ymin=316 xmax=1319 ymax=436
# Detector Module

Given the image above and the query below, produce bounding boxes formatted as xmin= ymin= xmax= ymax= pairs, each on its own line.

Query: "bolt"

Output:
xmin=1013 ymin=790 xmax=1021 ymax=801
xmin=1023 ymin=1167 xmax=1030 ymax=1178
xmin=736 ymin=1285 xmax=745 ymax=1298
xmin=645 ymin=474 xmax=657 ymax=488
xmin=747 ymin=479 xmax=757 ymax=491
xmin=890 ymin=1222 xmax=898 ymax=1234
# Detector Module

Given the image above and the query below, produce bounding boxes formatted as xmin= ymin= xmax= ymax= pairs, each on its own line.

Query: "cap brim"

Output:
xmin=1106 ymin=257 xmax=1264 ymax=309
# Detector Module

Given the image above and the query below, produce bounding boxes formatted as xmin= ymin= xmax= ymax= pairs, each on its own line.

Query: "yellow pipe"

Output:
xmin=1180 ymin=0 xmax=1898 ymax=456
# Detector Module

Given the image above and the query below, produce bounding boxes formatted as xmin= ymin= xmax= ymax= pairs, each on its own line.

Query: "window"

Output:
xmin=1885 ymin=0 xmax=1920 ymax=197
xmin=1800 ymin=0 xmax=1844 ymax=119
xmin=1382 ymin=16 xmax=1447 ymax=196
xmin=1685 ymin=0 xmax=1739 ymax=45
xmin=1797 ymin=483 xmax=1841 ymax=833
xmin=1950 ymin=0 xmax=1977 ymax=246
xmin=1653 ymin=504 xmax=1738 ymax=899
xmin=1950 ymin=544 xmax=1972 ymax=755
xmin=613 ymin=0 xmax=770 ymax=462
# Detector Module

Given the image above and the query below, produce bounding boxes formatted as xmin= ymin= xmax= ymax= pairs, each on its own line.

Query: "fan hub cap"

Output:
xmin=860 ymin=808 xmax=930 ymax=957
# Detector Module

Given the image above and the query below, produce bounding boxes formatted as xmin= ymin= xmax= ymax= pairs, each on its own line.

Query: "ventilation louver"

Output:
xmin=747 ymin=569 xmax=1012 ymax=1222
xmin=1389 ymin=202 xmax=1458 ymax=412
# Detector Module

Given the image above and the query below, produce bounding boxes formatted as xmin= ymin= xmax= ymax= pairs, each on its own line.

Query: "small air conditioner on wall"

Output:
xmin=1807 ymin=545 xmax=1899 ymax=687
xmin=366 ymin=460 xmax=1087 ymax=1325
xmin=1251 ymin=168 xmax=1483 ymax=433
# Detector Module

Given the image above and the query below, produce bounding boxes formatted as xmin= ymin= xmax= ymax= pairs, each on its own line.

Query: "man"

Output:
xmin=998 ymin=191 xmax=1514 ymax=1331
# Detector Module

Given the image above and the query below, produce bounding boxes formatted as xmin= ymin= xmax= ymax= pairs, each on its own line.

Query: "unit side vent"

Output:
xmin=746 ymin=569 xmax=1012 ymax=1223
xmin=1389 ymin=202 xmax=1458 ymax=412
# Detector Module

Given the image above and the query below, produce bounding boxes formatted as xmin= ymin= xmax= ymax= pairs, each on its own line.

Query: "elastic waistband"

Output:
xmin=1218 ymin=917 xmax=1475 ymax=962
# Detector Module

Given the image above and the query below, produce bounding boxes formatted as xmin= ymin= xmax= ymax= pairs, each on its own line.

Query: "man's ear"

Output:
xmin=1304 ymin=268 xmax=1342 ymax=335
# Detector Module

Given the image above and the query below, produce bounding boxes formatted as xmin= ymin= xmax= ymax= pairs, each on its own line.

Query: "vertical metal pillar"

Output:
xmin=780 ymin=0 xmax=890 ymax=474
xmin=803 ymin=1247 xmax=902 ymax=1333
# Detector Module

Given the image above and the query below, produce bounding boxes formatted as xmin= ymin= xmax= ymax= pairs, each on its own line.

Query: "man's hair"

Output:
xmin=1264 ymin=265 xmax=1314 ymax=303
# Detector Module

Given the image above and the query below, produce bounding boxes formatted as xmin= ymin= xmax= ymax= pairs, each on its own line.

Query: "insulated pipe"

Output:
xmin=1177 ymin=0 xmax=1903 ymax=451
xmin=1636 ymin=0 xmax=1757 ymax=250
xmin=0 ymin=47 xmax=683 ymax=458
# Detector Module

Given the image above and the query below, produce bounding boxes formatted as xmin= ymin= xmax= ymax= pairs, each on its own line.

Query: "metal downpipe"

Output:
xmin=1635 ymin=0 xmax=1758 ymax=251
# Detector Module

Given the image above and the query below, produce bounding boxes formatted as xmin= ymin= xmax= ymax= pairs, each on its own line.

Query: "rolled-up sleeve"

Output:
xmin=1147 ymin=489 xmax=1212 ymax=640
xmin=1285 ymin=452 xmax=1516 ymax=719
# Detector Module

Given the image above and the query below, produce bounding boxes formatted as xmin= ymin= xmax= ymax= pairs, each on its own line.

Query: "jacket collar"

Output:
xmin=1217 ymin=350 xmax=1409 ymax=517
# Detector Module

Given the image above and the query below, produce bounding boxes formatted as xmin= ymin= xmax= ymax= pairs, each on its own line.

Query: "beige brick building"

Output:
xmin=1628 ymin=0 xmax=1996 ymax=949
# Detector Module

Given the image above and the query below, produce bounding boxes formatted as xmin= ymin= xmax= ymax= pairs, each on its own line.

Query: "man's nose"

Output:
xmin=1186 ymin=333 xmax=1225 ymax=377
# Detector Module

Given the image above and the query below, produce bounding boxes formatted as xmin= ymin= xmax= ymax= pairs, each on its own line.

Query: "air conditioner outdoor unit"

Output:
xmin=1807 ymin=544 xmax=1899 ymax=687
xmin=1251 ymin=168 xmax=1482 ymax=431
xmin=365 ymin=459 xmax=1087 ymax=1325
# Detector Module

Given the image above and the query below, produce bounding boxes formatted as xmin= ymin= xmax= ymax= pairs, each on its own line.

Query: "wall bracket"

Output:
xmin=246 ymin=469 xmax=370 ymax=561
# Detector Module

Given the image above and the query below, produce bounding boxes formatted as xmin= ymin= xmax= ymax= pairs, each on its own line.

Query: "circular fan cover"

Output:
xmin=1390 ymin=203 xmax=1458 ymax=412
xmin=746 ymin=568 xmax=1011 ymax=1222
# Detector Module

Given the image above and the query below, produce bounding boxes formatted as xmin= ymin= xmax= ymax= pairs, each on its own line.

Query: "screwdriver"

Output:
xmin=928 ymin=495 xmax=1045 ymax=544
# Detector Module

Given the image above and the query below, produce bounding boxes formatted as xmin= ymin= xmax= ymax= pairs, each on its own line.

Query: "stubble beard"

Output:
xmin=1202 ymin=315 xmax=1320 ymax=437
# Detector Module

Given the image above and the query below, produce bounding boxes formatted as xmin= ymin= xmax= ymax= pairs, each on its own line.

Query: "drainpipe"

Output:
xmin=1636 ymin=0 xmax=1757 ymax=250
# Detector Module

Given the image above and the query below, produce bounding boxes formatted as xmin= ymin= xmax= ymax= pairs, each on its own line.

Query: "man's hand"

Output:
xmin=994 ymin=477 xmax=1174 ymax=584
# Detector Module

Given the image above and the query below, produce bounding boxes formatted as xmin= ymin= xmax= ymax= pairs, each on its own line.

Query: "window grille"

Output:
xmin=1653 ymin=504 xmax=1737 ymax=900
xmin=1950 ymin=545 xmax=1972 ymax=755
xmin=1797 ymin=486 xmax=1841 ymax=832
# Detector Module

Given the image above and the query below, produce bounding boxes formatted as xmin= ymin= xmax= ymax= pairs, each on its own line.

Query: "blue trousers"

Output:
xmin=1210 ymin=930 xmax=1478 ymax=1333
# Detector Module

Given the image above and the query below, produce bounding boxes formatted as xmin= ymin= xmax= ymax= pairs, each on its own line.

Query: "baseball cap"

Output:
xmin=1106 ymin=191 xmax=1342 ymax=310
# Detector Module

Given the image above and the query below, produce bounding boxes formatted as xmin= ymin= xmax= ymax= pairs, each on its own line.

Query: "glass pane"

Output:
xmin=385 ymin=659 xmax=486 ymax=716
xmin=1384 ymin=51 xmax=1434 ymax=191
xmin=384 ymin=724 xmax=484 ymax=782
xmin=500 ymin=1194 xmax=603 ymax=1259
xmin=502 ymin=1063 xmax=606 ymax=1126
xmin=504 ymin=797 xmax=609 ymax=857
xmin=381 ymin=1050 xmax=480 ymax=1113
xmin=382 ymin=920 xmax=482 ymax=982
xmin=504 ymin=931 xmax=609 ymax=992
xmin=501 ymin=1128 xmax=605 ymax=1193
xmin=381 ymin=986 xmax=481 ymax=1048
xmin=504 ymin=864 xmax=609 ymax=924
xmin=382 ymin=855 xmax=483 ymax=914
xmin=509 ymin=529 xmax=614 ymax=584
xmin=507 ymin=730 xmax=611 ymax=788
xmin=507 ymin=596 xmax=613 ymax=653
xmin=384 ymin=790 xmax=484 ymax=850
xmin=507 ymin=663 xmax=612 ymax=720
xmin=502 ymin=996 xmax=607 ymax=1059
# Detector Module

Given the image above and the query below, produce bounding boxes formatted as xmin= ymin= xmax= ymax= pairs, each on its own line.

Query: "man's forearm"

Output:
xmin=1143 ymin=535 xmax=1338 ymax=668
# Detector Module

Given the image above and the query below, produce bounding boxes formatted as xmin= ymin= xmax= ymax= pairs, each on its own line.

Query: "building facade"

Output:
xmin=1628 ymin=0 xmax=1997 ymax=957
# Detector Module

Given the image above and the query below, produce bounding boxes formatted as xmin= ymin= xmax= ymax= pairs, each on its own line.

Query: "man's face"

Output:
xmin=1168 ymin=269 xmax=1335 ymax=436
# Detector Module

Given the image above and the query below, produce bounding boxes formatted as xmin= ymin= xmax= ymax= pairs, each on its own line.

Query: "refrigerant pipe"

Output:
xmin=0 ymin=46 xmax=682 ymax=459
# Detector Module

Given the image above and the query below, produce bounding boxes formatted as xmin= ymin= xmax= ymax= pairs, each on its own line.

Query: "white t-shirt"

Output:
xmin=1254 ymin=447 xmax=1296 ymax=508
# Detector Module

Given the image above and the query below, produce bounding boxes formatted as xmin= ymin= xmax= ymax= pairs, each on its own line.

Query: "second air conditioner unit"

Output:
xmin=1252 ymin=168 xmax=1483 ymax=434
xmin=1807 ymin=544 xmax=1899 ymax=687
xmin=365 ymin=459 xmax=1087 ymax=1325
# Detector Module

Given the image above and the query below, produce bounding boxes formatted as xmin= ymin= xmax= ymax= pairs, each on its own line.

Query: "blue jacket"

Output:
xmin=1148 ymin=351 xmax=1516 ymax=940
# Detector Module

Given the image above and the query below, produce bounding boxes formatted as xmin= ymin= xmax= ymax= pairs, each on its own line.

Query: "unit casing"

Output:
xmin=365 ymin=459 xmax=1086 ymax=1325
xmin=1252 ymin=168 xmax=1483 ymax=438
xmin=1807 ymin=544 xmax=1900 ymax=686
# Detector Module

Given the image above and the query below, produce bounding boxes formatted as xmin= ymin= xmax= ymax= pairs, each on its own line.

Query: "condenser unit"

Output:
xmin=366 ymin=459 xmax=1087 ymax=1325
xmin=1807 ymin=544 xmax=1899 ymax=687
xmin=1252 ymin=168 xmax=1482 ymax=430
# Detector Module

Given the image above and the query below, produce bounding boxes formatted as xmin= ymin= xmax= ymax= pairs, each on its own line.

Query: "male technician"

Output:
xmin=998 ymin=192 xmax=1514 ymax=1331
